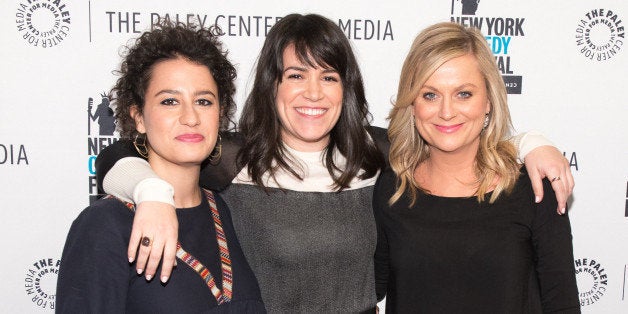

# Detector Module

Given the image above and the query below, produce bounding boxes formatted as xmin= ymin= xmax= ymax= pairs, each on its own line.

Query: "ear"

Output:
xmin=485 ymin=100 xmax=491 ymax=115
xmin=130 ymin=105 xmax=146 ymax=134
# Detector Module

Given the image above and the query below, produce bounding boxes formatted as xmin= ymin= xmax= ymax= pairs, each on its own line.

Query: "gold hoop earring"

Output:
xmin=133 ymin=133 xmax=149 ymax=158
xmin=209 ymin=134 xmax=222 ymax=165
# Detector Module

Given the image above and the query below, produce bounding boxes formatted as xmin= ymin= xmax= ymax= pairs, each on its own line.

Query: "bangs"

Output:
xmin=290 ymin=37 xmax=344 ymax=73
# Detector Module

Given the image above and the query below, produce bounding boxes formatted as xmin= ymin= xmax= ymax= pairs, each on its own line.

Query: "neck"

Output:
xmin=415 ymin=144 xmax=479 ymax=197
xmin=149 ymin=158 xmax=202 ymax=209
xmin=281 ymin=132 xmax=330 ymax=152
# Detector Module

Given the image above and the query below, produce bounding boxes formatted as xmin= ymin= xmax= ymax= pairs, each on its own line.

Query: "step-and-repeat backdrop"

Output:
xmin=1 ymin=0 xmax=626 ymax=312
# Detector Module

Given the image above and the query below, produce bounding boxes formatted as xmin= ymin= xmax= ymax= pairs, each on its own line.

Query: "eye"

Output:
xmin=458 ymin=91 xmax=473 ymax=99
xmin=196 ymin=98 xmax=214 ymax=106
xmin=286 ymin=73 xmax=303 ymax=80
xmin=160 ymin=98 xmax=178 ymax=106
xmin=322 ymin=75 xmax=340 ymax=82
xmin=422 ymin=92 xmax=437 ymax=101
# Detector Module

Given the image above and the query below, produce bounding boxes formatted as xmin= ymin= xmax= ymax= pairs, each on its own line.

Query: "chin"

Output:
xmin=173 ymin=153 xmax=211 ymax=165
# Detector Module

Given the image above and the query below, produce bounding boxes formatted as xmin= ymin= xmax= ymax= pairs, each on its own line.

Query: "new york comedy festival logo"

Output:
xmin=87 ymin=93 xmax=118 ymax=204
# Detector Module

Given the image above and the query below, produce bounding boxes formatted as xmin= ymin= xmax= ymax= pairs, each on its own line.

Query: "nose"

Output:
xmin=303 ymin=78 xmax=323 ymax=101
xmin=438 ymin=96 xmax=456 ymax=120
xmin=180 ymin=103 xmax=200 ymax=126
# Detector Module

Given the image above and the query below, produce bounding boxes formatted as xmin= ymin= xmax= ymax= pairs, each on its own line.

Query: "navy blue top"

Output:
xmin=56 ymin=191 xmax=266 ymax=313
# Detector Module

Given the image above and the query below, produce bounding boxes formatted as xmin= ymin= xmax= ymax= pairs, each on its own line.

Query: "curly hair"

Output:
xmin=113 ymin=22 xmax=237 ymax=139
xmin=237 ymin=13 xmax=384 ymax=190
xmin=388 ymin=22 xmax=520 ymax=206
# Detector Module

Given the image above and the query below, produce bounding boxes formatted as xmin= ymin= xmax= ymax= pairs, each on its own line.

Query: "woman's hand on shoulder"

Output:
xmin=524 ymin=145 xmax=575 ymax=215
xmin=128 ymin=201 xmax=178 ymax=283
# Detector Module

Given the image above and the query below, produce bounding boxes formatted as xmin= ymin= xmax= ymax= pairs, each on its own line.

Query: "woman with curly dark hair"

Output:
xmin=55 ymin=23 xmax=265 ymax=313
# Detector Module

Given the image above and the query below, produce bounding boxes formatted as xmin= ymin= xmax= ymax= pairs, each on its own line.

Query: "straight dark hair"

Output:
xmin=237 ymin=13 xmax=384 ymax=190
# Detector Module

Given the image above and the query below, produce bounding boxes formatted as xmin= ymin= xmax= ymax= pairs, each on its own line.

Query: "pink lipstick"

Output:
xmin=176 ymin=134 xmax=204 ymax=142
xmin=435 ymin=123 xmax=463 ymax=133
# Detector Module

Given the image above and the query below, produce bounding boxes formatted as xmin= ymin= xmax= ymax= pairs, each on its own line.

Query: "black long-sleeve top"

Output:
xmin=373 ymin=168 xmax=580 ymax=313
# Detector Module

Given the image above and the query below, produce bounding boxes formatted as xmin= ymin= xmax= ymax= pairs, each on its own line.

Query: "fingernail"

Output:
xmin=146 ymin=274 xmax=152 ymax=281
xmin=561 ymin=208 xmax=566 ymax=215
xmin=161 ymin=276 xmax=169 ymax=283
xmin=137 ymin=268 xmax=143 ymax=275
xmin=535 ymin=196 xmax=541 ymax=203
xmin=128 ymin=257 xmax=134 ymax=263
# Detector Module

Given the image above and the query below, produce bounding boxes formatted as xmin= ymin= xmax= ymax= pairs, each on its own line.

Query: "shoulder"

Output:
xmin=367 ymin=126 xmax=390 ymax=168
xmin=506 ymin=169 xmax=560 ymax=225
xmin=367 ymin=126 xmax=389 ymax=150
xmin=70 ymin=197 xmax=133 ymax=235
xmin=512 ymin=168 xmax=556 ymax=205
xmin=367 ymin=126 xmax=388 ymax=142
xmin=375 ymin=167 xmax=396 ymax=187
xmin=61 ymin=198 xmax=133 ymax=264
xmin=221 ymin=131 xmax=244 ymax=147
xmin=373 ymin=168 xmax=398 ymax=208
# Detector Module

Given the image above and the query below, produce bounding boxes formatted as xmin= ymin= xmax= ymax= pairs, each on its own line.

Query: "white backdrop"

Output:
xmin=1 ymin=0 xmax=627 ymax=312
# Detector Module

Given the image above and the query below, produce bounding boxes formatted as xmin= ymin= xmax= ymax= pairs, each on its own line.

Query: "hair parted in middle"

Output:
xmin=387 ymin=21 xmax=520 ymax=206
xmin=237 ymin=13 xmax=384 ymax=190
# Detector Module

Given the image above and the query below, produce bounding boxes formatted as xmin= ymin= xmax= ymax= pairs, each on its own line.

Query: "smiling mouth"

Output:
xmin=296 ymin=107 xmax=327 ymax=116
xmin=435 ymin=123 xmax=463 ymax=133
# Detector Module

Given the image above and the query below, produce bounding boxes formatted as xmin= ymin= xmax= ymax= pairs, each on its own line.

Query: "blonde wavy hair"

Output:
xmin=388 ymin=22 xmax=520 ymax=206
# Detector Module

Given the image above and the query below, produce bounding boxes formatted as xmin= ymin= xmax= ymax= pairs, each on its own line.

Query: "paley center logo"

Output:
xmin=575 ymin=257 xmax=608 ymax=307
xmin=450 ymin=0 xmax=525 ymax=94
xmin=24 ymin=258 xmax=60 ymax=310
xmin=15 ymin=0 xmax=71 ymax=48
xmin=576 ymin=9 xmax=624 ymax=61
xmin=87 ymin=93 xmax=118 ymax=204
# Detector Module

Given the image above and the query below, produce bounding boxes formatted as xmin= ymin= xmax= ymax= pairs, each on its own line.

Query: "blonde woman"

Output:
xmin=374 ymin=22 xmax=580 ymax=313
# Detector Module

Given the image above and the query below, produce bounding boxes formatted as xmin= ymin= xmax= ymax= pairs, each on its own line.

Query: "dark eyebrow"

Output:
xmin=154 ymin=89 xmax=217 ymax=98
xmin=283 ymin=66 xmax=339 ymax=75
xmin=283 ymin=66 xmax=307 ymax=73
xmin=154 ymin=89 xmax=180 ymax=97
xmin=195 ymin=90 xmax=217 ymax=98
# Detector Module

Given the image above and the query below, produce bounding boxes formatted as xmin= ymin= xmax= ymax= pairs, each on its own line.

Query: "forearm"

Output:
xmin=511 ymin=131 xmax=555 ymax=161
xmin=103 ymin=157 xmax=174 ymax=205
xmin=95 ymin=139 xmax=141 ymax=191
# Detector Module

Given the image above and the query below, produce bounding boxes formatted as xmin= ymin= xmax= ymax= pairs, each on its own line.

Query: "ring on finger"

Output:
xmin=141 ymin=236 xmax=152 ymax=247
xmin=551 ymin=176 xmax=561 ymax=182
